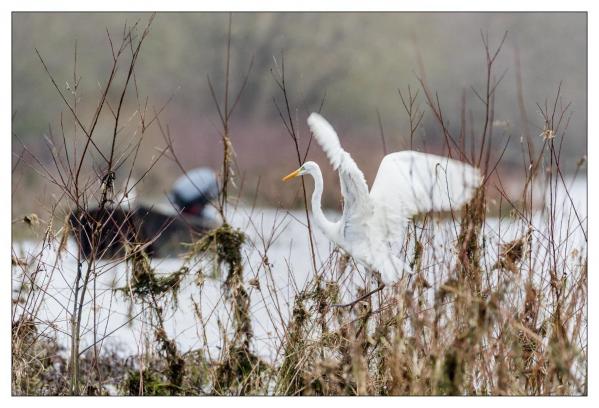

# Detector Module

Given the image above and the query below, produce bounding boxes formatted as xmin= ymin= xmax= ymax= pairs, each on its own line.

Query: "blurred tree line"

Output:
xmin=12 ymin=12 xmax=586 ymax=210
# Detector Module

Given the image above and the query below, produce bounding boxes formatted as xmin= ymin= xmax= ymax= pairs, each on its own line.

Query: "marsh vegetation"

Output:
xmin=12 ymin=14 xmax=587 ymax=395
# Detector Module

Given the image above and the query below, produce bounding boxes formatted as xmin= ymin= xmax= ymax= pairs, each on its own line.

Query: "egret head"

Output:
xmin=282 ymin=161 xmax=318 ymax=181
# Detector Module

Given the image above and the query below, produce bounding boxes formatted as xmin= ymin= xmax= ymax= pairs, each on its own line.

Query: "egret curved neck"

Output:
xmin=308 ymin=168 xmax=337 ymax=239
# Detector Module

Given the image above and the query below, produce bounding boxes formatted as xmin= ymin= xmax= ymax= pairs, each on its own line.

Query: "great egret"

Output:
xmin=283 ymin=112 xmax=482 ymax=283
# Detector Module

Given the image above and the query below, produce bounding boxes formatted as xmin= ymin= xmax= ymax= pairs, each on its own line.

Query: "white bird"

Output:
xmin=283 ymin=112 xmax=482 ymax=283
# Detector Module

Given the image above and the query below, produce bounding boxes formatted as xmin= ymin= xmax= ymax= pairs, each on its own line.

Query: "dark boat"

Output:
xmin=70 ymin=168 xmax=221 ymax=259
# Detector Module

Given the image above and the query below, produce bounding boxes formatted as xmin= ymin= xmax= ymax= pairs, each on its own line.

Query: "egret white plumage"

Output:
xmin=283 ymin=112 xmax=483 ymax=283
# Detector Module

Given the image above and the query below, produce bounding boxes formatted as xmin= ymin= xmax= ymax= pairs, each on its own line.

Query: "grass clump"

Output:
xmin=124 ymin=245 xmax=187 ymax=301
xmin=189 ymin=223 xmax=245 ymax=277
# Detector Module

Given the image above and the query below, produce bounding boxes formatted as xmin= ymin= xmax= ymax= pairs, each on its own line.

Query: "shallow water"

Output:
xmin=12 ymin=178 xmax=587 ymax=362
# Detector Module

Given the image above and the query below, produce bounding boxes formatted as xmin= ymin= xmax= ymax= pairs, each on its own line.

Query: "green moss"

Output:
xmin=122 ymin=245 xmax=187 ymax=301
xmin=189 ymin=223 xmax=245 ymax=277
xmin=155 ymin=328 xmax=185 ymax=394
xmin=276 ymin=294 xmax=309 ymax=395
xmin=122 ymin=369 xmax=172 ymax=396
xmin=214 ymin=346 xmax=267 ymax=395
xmin=438 ymin=351 xmax=462 ymax=395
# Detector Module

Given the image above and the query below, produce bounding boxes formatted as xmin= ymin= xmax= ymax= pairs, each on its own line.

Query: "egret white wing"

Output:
xmin=307 ymin=113 xmax=372 ymax=240
xmin=369 ymin=151 xmax=482 ymax=243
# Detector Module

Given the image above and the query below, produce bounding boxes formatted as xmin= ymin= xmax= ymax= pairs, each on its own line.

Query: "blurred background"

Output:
xmin=12 ymin=12 xmax=587 ymax=217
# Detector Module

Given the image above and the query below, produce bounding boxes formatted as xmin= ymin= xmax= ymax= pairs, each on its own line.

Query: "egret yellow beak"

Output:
xmin=282 ymin=168 xmax=301 ymax=182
